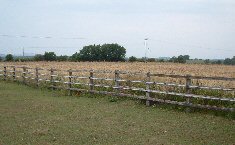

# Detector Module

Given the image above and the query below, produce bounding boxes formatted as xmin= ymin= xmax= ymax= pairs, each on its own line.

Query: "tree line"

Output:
xmin=1 ymin=43 xmax=126 ymax=62
xmin=126 ymin=55 xmax=235 ymax=65
xmin=0 ymin=44 xmax=234 ymax=65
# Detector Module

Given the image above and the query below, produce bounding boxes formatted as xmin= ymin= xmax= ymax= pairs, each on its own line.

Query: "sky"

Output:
xmin=0 ymin=0 xmax=235 ymax=59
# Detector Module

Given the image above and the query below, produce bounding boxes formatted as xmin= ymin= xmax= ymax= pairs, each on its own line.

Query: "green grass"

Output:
xmin=0 ymin=82 xmax=235 ymax=145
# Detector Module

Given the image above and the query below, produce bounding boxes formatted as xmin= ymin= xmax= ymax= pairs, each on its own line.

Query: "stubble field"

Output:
xmin=1 ymin=62 xmax=235 ymax=88
xmin=1 ymin=61 xmax=234 ymax=77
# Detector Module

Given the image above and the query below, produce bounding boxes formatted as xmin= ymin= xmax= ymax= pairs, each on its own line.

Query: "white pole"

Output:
xmin=144 ymin=38 xmax=148 ymax=62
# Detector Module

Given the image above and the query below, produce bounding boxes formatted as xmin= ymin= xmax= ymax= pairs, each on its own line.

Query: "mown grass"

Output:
xmin=0 ymin=81 xmax=235 ymax=145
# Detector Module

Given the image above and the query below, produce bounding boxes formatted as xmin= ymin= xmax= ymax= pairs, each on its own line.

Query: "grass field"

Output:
xmin=0 ymin=81 xmax=235 ymax=144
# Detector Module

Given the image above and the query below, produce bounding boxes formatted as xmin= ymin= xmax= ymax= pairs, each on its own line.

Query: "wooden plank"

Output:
xmin=150 ymin=73 xmax=235 ymax=81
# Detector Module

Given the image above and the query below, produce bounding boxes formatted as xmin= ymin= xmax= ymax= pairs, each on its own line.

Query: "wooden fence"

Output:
xmin=0 ymin=65 xmax=234 ymax=112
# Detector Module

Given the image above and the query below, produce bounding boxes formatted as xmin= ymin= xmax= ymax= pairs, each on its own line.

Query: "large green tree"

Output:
xmin=44 ymin=52 xmax=57 ymax=61
xmin=100 ymin=44 xmax=126 ymax=61
xmin=80 ymin=45 xmax=101 ymax=61
xmin=79 ymin=44 xmax=126 ymax=62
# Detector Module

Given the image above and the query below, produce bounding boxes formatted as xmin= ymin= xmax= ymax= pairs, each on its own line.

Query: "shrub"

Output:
xmin=128 ymin=56 xmax=137 ymax=62
xmin=34 ymin=54 xmax=44 ymax=61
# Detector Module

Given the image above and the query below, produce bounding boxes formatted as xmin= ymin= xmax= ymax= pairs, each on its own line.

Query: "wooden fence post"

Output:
xmin=185 ymin=74 xmax=192 ymax=104
xmin=12 ymin=66 xmax=16 ymax=81
xmin=68 ymin=70 xmax=72 ymax=96
xmin=3 ymin=66 xmax=7 ymax=81
xmin=35 ymin=67 xmax=39 ymax=87
xmin=22 ymin=67 xmax=27 ymax=84
xmin=115 ymin=70 xmax=120 ymax=95
xmin=146 ymin=72 xmax=152 ymax=106
xmin=89 ymin=70 xmax=94 ymax=93
xmin=50 ymin=68 xmax=55 ymax=90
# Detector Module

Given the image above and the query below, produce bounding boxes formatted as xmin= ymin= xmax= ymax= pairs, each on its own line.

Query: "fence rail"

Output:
xmin=0 ymin=65 xmax=234 ymax=112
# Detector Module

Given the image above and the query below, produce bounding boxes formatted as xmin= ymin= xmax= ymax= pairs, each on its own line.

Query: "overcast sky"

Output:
xmin=0 ymin=0 xmax=235 ymax=59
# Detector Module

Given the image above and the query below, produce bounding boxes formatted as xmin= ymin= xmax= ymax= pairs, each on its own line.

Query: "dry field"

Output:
xmin=1 ymin=61 xmax=235 ymax=88
xmin=1 ymin=61 xmax=235 ymax=77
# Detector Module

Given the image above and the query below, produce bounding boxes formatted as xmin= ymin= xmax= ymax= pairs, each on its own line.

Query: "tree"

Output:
xmin=79 ymin=43 xmax=126 ymax=62
xmin=177 ymin=55 xmax=187 ymax=63
xmin=216 ymin=60 xmax=222 ymax=64
xmin=34 ymin=54 xmax=44 ymax=61
xmin=147 ymin=58 xmax=156 ymax=62
xmin=0 ymin=56 xmax=2 ymax=61
xmin=57 ymin=55 xmax=68 ymax=61
xmin=100 ymin=44 xmax=126 ymax=61
xmin=224 ymin=56 xmax=235 ymax=65
xmin=80 ymin=45 xmax=101 ymax=61
xmin=183 ymin=55 xmax=190 ymax=60
xmin=169 ymin=56 xmax=177 ymax=62
xmin=5 ymin=54 xmax=14 ymax=61
xmin=44 ymin=52 xmax=57 ymax=61
xmin=169 ymin=55 xmax=190 ymax=63
xmin=232 ymin=56 xmax=235 ymax=65
xmin=157 ymin=59 xmax=165 ymax=62
xmin=204 ymin=59 xmax=210 ymax=64
xmin=69 ymin=52 xmax=80 ymax=62
xmin=128 ymin=56 xmax=137 ymax=62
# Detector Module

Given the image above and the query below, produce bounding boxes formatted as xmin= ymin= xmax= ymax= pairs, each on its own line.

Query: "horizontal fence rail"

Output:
xmin=0 ymin=65 xmax=234 ymax=112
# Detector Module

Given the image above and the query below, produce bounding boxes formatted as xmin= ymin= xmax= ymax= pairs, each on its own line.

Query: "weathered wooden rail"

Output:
xmin=0 ymin=65 xmax=234 ymax=112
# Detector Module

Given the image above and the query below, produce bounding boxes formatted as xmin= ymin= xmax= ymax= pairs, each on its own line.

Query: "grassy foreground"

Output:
xmin=0 ymin=82 xmax=234 ymax=144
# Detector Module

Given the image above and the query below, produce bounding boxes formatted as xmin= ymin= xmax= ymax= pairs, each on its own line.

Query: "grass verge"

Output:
xmin=0 ymin=81 xmax=235 ymax=144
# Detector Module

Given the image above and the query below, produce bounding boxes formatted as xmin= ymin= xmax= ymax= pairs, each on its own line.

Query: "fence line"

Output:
xmin=0 ymin=65 xmax=234 ymax=112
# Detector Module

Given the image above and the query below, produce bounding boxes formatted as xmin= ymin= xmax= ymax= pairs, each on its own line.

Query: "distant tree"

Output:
xmin=0 ymin=56 xmax=2 ymax=61
xmin=224 ymin=58 xmax=231 ymax=65
xmin=147 ymin=58 xmax=156 ymax=62
xmin=183 ymin=55 xmax=190 ymax=60
xmin=216 ymin=60 xmax=222 ymax=64
xmin=169 ymin=55 xmax=190 ymax=63
xmin=80 ymin=45 xmax=101 ymax=61
xmin=14 ymin=58 xmax=21 ymax=62
xmin=177 ymin=55 xmax=187 ymax=63
xmin=100 ymin=44 xmax=126 ymax=62
xmin=34 ymin=54 xmax=44 ymax=61
xmin=57 ymin=55 xmax=68 ymax=61
xmin=137 ymin=58 xmax=145 ymax=62
xmin=157 ymin=59 xmax=165 ymax=62
xmin=169 ymin=56 xmax=177 ymax=62
xmin=128 ymin=56 xmax=137 ymax=62
xmin=79 ymin=43 xmax=126 ymax=62
xmin=69 ymin=52 xmax=80 ymax=62
xmin=5 ymin=54 xmax=14 ymax=61
xmin=224 ymin=56 xmax=235 ymax=65
xmin=44 ymin=52 xmax=57 ymax=61
xmin=232 ymin=56 xmax=235 ymax=65
xmin=204 ymin=59 xmax=210 ymax=64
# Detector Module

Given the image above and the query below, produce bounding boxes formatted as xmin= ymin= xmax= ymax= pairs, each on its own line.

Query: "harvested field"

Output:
xmin=1 ymin=62 xmax=234 ymax=77
xmin=1 ymin=62 xmax=235 ymax=88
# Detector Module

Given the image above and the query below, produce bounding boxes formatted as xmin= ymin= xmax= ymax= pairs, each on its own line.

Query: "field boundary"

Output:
xmin=0 ymin=65 xmax=234 ymax=112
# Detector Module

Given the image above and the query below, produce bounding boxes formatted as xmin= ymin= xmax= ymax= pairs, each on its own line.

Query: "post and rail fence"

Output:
xmin=0 ymin=65 xmax=234 ymax=112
